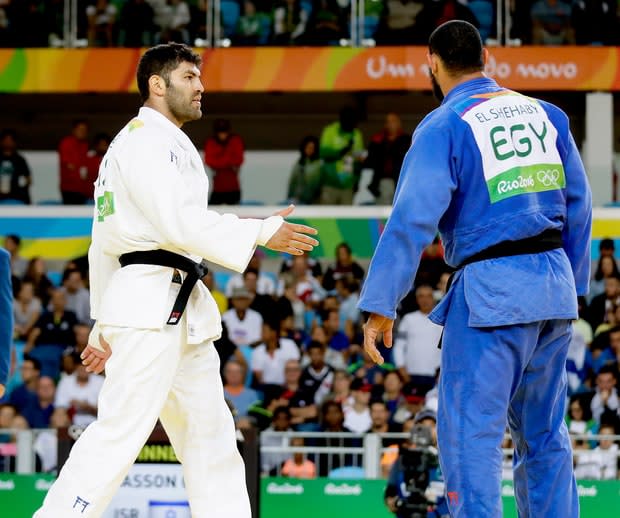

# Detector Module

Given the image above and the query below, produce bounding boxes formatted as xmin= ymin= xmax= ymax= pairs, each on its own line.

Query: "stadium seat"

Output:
xmin=363 ymin=15 xmax=380 ymax=39
xmin=300 ymin=0 xmax=313 ymax=17
xmin=328 ymin=466 xmax=365 ymax=479
xmin=221 ymin=0 xmax=241 ymax=38
xmin=0 ymin=199 xmax=25 ymax=205
xmin=214 ymin=270 xmax=232 ymax=291
xmin=468 ymin=0 xmax=494 ymax=42
xmin=47 ymin=271 xmax=63 ymax=287
xmin=37 ymin=199 xmax=63 ymax=205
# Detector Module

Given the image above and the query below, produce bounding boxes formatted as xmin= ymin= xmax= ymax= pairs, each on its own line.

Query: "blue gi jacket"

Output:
xmin=0 ymin=248 xmax=13 ymax=385
xmin=359 ymin=78 xmax=592 ymax=326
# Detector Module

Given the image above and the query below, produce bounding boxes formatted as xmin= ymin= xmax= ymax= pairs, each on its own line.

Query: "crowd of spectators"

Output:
xmin=0 ymin=107 xmax=407 ymax=207
xmin=0 ymin=231 xmax=619 ymax=479
xmin=0 ymin=0 xmax=619 ymax=48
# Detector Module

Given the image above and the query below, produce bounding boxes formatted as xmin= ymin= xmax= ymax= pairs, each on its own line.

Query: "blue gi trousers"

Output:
xmin=437 ymin=279 xmax=579 ymax=518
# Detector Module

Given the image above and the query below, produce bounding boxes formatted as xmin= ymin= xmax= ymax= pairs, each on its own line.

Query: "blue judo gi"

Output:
xmin=358 ymin=77 xmax=592 ymax=517
xmin=0 ymin=248 xmax=13 ymax=391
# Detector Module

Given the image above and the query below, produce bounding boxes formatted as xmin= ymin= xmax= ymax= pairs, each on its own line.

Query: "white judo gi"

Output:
xmin=34 ymin=107 xmax=283 ymax=517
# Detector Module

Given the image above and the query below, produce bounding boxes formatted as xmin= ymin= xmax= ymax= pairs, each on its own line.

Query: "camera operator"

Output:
xmin=384 ymin=409 xmax=449 ymax=518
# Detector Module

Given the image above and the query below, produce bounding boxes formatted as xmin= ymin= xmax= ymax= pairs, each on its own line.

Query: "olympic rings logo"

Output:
xmin=536 ymin=169 xmax=560 ymax=187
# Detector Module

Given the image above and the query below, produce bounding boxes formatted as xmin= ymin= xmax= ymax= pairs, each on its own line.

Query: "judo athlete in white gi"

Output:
xmin=359 ymin=22 xmax=592 ymax=518
xmin=34 ymin=43 xmax=318 ymax=518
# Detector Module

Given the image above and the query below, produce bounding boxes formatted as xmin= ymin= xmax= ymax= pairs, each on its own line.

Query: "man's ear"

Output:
xmin=426 ymin=53 xmax=439 ymax=77
xmin=481 ymin=48 xmax=489 ymax=67
xmin=148 ymin=74 xmax=165 ymax=98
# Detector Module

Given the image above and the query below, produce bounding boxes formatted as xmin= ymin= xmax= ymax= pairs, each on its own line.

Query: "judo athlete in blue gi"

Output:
xmin=359 ymin=21 xmax=592 ymax=518
xmin=0 ymin=248 xmax=12 ymax=400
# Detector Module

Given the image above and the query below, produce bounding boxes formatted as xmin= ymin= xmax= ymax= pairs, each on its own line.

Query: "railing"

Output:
xmin=3 ymin=428 xmax=619 ymax=477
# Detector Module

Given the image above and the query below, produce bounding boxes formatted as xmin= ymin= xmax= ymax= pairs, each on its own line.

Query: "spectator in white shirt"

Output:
xmin=343 ymin=378 xmax=372 ymax=433
xmin=54 ymin=362 xmax=104 ymax=428
xmin=590 ymin=365 xmax=619 ymax=424
xmin=393 ymin=284 xmax=443 ymax=395
xmin=251 ymin=319 xmax=300 ymax=387
xmin=222 ymin=286 xmax=263 ymax=349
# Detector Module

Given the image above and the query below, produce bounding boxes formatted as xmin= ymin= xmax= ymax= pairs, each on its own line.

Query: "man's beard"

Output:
xmin=430 ymin=72 xmax=444 ymax=103
xmin=165 ymin=83 xmax=202 ymax=124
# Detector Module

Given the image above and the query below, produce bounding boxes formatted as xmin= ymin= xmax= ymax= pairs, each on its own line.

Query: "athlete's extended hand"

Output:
xmin=81 ymin=334 xmax=112 ymax=374
xmin=0 ymin=384 xmax=5 ymax=399
xmin=265 ymin=204 xmax=319 ymax=256
xmin=363 ymin=313 xmax=394 ymax=365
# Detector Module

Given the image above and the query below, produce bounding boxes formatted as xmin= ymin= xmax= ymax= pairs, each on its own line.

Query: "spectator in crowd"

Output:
xmin=60 ymin=269 xmax=91 ymax=325
xmin=318 ymin=106 xmax=366 ymax=205
xmin=86 ymin=0 xmax=118 ymax=47
xmin=7 ymin=355 xmax=40 ymax=414
xmin=118 ymin=0 xmax=155 ymax=47
xmin=416 ymin=236 xmax=449 ymax=290
xmin=60 ymin=351 xmax=81 ymax=380
xmin=13 ymin=280 xmax=42 ymax=342
xmin=242 ymin=268 xmax=277 ymax=321
xmin=4 ymin=1 xmax=48 ymax=48
xmin=392 ymin=388 xmax=425 ymax=426
xmin=566 ymin=305 xmax=594 ymax=395
xmin=58 ymin=120 xmax=90 ymax=205
xmin=73 ymin=323 xmax=91 ymax=356
xmin=335 ymin=278 xmax=361 ymax=341
xmin=226 ymin=251 xmax=276 ymax=297
xmin=156 ymin=0 xmax=191 ymax=44
xmin=260 ymin=405 xmax=293 ymax=475
xmin=213 ymin=323 xmax=248 ymax=381
xmin=393 ymin=284 xmax=443 ymax=394
xmin=23 ymin=257 xmax=53 ymax=308
xmin=588 ymin=274 xmax=620 ymax=332
xmin=425 ymin=0 xmax=480 ymax=28
xmin=571 ymin=0 xmax=617 ymax=45
xmin=590 ymin=255 xmax=620 ymax=303
xmin=202 ymin=270 xmax=228 ymax=314
xmin=280 ymin=254 xmax=325 ymax=305
xmin=598 ymin=238 xmax=617 ymax=264
xmin=281 ymin=436 xmax=317 ymax=478
xmin=369 ymin=399 xmax=401 ymax=433
xmin=343 ymin=378 xmax=372 ymax=433
xmin=204 ymin=118 xmax=245 ymax=205
xmin=0 ymin=402 xmax=17 ymax=430
xmin=566 ymin=395 xmax=598 ymax=437
xmin=25 ymin=289 xmax=78 ymax=377
xmin=21 ymin=376 xmax=55 ymax=429
xmin=530 ymin=0 xmax=576 ymax=44
xmin=0 ymin=129 xmax=32 ymax=204
xmin=233 ymin=0 xmax=267 ymax=46
xmin=287 ymin=136 xmax=322 ymax=205
xmin=54 ymin=362 xmax=103 ymax=428
xmin=273 ymin=0 xmax=309 ymax=44
xmin=300 ymin=341 xmax=334 ymax=405
xmin=280 ymin=251 xmax=323 ymax=279
xmin=590 ymin=365 xmax=619 ymax=424
xmin=251 ymin=318 xmax=300 ymax=387
xmin=224 ymin=359 xmax=260 ymax=418
xmin=347 ymin=344 xmax=392 ymax=385
xmin=364 ymin=113 xmax=411 ymax=205
xmin=322 ymin=242 xmax=365 ymax=292
xmin=329 ymin=369 xmax=352 ymax=407
xmin=222 ymin=286 xmax=264 ymax=351
xmin=375 ymin=0 xmax=430 ymax=45
xmin=573 ymin=423 xmax=619 ymax=479
xmin=4 ymin=234 xmax=28 ymax=279
xmin=84 ymin=133 xmax=110 ymax=199
xmin=315 ymin=400 xmax=359 ymax=476
xmin=382 ymin=369 xmax=405 ymax=419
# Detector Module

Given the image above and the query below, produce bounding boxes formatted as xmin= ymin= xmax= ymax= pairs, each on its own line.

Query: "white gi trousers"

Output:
xmin=34 ymin=289 xmax=250 ymax=518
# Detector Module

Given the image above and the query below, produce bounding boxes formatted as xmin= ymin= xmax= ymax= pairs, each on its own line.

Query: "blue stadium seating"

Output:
xmin=468 ymin=0 xmax=494 ymax=42
xmin=221 ymin=0 xmax=241 ymax=38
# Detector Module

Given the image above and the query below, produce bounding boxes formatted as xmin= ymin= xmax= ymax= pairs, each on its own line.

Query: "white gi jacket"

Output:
xmin=88 ymin=107 xmax=282 ymax=346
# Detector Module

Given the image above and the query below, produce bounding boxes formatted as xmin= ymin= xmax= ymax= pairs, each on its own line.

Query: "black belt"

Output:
xmin=438 ymin=228 xmax=563 ymax=347
xmin=119 ymin=250 xmax=208 ymax=325
xmin=454 ymin=228 xmax=563 ymax=270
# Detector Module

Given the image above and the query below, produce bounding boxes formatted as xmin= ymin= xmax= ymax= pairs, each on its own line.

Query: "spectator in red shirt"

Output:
xmin=58 ymin=120 xmax=90 ymax=205
xmin=84 ymin=133 xmax=111 ymax=201
xmin=204 ymin=118 xmax=245 ymax=205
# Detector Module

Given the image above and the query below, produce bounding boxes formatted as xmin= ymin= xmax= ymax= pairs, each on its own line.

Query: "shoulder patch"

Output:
xmin=128 ymin=119 xmax=144 ymax=132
